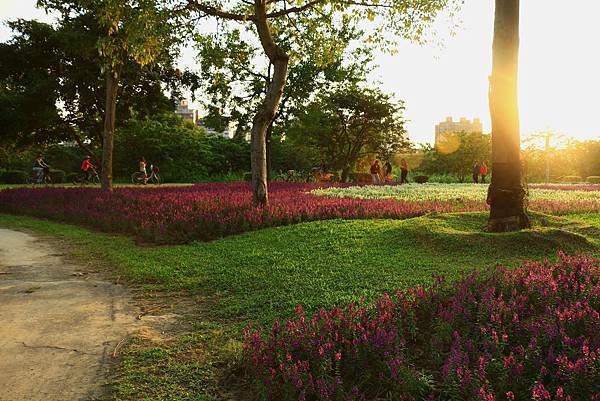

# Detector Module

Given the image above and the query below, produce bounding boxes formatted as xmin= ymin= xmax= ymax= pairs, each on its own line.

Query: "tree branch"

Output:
xmin=186 ymin=0 xmax=256 ymax=21
xmin=339 ymin=1 xmax=394 ymax=8
xmin=266 ymin=0 xmax=327 ymax=18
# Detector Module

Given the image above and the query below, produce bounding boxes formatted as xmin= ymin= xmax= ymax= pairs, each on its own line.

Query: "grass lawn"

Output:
xmin=1 ymin=211 xmax=599 ymax=400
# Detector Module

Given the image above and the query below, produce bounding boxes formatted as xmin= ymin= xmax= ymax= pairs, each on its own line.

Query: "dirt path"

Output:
xmin=0 ymin=228 xmax=146 ymax=401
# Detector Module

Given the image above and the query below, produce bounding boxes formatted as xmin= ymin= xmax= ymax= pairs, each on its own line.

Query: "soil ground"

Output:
xmin=0 ymin=228 xmax=164 ymax=401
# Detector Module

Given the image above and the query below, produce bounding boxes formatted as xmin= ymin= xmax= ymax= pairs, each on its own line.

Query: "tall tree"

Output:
xmin=522 ymin=131 xmax=565 ymax=183
xmin=0 ymin=17 xmax=182 ymax=154
xmin=287 ymin=85 xmax=407 ymax=181
xmin=182 ymin=0 xmax=460 ymax=206
xmin=194 ymin=22 xmax=372 ymax=178
xmin=38 ymin=0 xmax=176 ymax=191
xmin=422 ymin=132 xmax=491 ymax=182
xmin=487 ymin=0 xmax=530 ymax=231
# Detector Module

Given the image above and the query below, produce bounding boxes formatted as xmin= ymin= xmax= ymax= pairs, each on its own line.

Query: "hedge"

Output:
xmin=0 ymin=170 xmax=28 ymax=184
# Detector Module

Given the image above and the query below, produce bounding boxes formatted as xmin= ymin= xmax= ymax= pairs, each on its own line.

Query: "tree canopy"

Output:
xmin=286 ymin=85 xmax=407 ymax=181
xmin=181 ymin=0 xmax=462 ymax=205
xmin=0 ymin=16 xmax=184 ymax=152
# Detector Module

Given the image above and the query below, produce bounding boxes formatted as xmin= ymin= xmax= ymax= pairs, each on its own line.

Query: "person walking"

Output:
xmin=400 ymin=158 xmax=409 ymax=184
xmin=479 ymin=161 xmax=488 ymax=183
xmin=472 ymin=161 xmax=480 ymax=184
xmin=370 ymin=160 xmax=381 ymax=184
xmin=383 ymin=161 xmax=393 ymax=181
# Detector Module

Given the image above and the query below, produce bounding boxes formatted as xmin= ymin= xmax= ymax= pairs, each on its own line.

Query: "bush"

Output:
xmin=586 ymin=176 xmax=600 ymax=184
xmin=114 ymin=114 xmax=250 ymax=182
xmin=65 ymin=173 xmax=79 ymax=183
xmin=244 ymin=253 xmax=600 ymax=401
xmin=349 ymin=172 xmax=372 ymax=183
xmin=418 ymin=172 xmax=459 ymax=183
xmin=1 ymin=170 xmax=28 ymax=184
xmin=413 ymin=175 xmax=429 ymax=184
xmin=49 ymin=169 xmax=66 ymax=183
xmin=561 ymin=175 xmax=583 ymax=183
xmin=243 ymin=171 xmax=252 ymax=182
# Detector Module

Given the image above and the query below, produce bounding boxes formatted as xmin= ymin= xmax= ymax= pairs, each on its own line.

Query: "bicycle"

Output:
xmin=72 ymin=167 xmax=100 ymax=185
xmin=131 ymin=165 xmax=161 ymax=185
xmin=26 ymin=166 xmax=52 ymax=185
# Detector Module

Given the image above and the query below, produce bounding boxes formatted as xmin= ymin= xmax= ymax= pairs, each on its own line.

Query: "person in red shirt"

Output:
xmin=479 ymin=161 xmax=488 ymax=183
xmin=80 ymin=156 xmax=95 ymax=182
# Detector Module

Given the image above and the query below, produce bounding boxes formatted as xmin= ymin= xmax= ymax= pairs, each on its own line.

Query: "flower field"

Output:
xmin=0 ymin=182 xmax=598 ymax=243
xmin=0 ymin=183 xmax=483 ymax=243
xmin=314 ymin=183 xmax=600 ymax=215
xmin=244 ymin=253 xmax=600 ymax=401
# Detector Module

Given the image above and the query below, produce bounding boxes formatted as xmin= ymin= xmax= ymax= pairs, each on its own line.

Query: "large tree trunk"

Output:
xmin=251 ymin=1 xmax=289 ymax=207
xmin=341 ymin=166 xmax=351 ymax=183
xmin=487 ymin=0 xmax=530 ymax=232
xmin=101 ymin=69 xmax=119 ymax=192
xmin=266 ymin=121 xmax=273 ymax=182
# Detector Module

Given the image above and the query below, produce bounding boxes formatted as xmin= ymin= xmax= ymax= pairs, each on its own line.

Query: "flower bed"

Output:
xmin=0 ymin=183 xmax=484 ymax=243
xmin=244 ymin=253 xmax=600 ymax=401
xmin=313 ymin=183 xmax=600 ymax=215
xmin=0 ymin=182 xmax=597 ymax=243
xmin=530 ymin=184 xmax=600 ymax=192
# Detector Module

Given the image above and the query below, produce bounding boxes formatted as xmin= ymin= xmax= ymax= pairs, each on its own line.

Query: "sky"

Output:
xmin=1 ymin=0 xmax=599 ymax=145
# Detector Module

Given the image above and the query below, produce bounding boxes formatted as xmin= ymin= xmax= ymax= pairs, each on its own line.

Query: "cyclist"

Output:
xmin=139 ymin=156 xmax=148 ymax=184
xmin=32 ymin=154 xmax=50 ymax=183
xmin=80 ymin=156 xmax=96 ymax=182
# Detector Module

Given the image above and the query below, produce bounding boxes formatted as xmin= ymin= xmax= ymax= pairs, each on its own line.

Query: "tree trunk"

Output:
xmin=487 ymin=0 xmax=530 ymax=232
xmin=266 ymin=121 xmax=273 ymax=182
xmin=101 ymin=69 xmax=119 ymax=192
xmin=341 ymin=166 xmax=351 ymax=183
xmin=251 ymin=2 xmax=289 ymax=207
xmin=544 ymin=132 xmax=550 ymax=184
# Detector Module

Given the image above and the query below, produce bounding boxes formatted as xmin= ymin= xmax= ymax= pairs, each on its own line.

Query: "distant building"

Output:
xmin=197 ymin=118 xmax=232 ymax=139
xmin=435 ymin=117 xmax=482 ymax=144
xmin=175 ymin=99 xmax=198 ymax=125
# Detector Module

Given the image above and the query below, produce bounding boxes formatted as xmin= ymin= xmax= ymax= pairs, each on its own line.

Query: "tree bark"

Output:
xmin=487 ymin=0 xmax=530 ymax=232
xmin=266 ymin=121 xmax=273 ymax=182
xmin=101 ymin=69 xmax=120 ymax=192
xmin=341 ymin=166 xmax=351 ymax=183
xmin=250 ymin=0 xmax=289 ymax=207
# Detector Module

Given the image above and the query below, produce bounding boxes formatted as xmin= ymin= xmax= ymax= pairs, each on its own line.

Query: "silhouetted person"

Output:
xmin=400 ymin=158 xmax=409 ymax=184
xmin=370 ymin=160 xmax=381 ymax=184
xmin=472 ymin=161 xmax=480 ymax=183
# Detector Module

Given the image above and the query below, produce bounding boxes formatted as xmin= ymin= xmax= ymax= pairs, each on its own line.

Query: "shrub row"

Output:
xmin=559 ymin=176 xmax=600 ymax=184
xmin=244 ymin=253 xmax=600 ymax=401
xmin=0 ymin=169 xmax=66 ymax=184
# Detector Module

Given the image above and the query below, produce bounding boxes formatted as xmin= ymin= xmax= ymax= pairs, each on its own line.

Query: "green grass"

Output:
xmin=1 ymin=212 xmax=598 ymax=326
xmin=1 ymin=212 xmax=599 ymax=400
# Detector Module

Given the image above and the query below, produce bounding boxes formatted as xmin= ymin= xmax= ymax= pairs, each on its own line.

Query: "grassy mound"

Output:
xmin=1 ymin=212 xmax=598 ymax=325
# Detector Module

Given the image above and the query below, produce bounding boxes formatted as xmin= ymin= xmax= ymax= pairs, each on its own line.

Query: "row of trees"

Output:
xmin=1 ymin=0 xmax=539 ymax=232
xmin=1 ymin=0 xmax=460 ymax=206
xmin=0 ymin=0 xmax=422 ymax=188
xmin=415 ymin=131 xmax=599 ymax=184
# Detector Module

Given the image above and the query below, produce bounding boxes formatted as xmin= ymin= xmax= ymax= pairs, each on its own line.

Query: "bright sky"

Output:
xmin=1 ymin=0 xmax=599 ymax=144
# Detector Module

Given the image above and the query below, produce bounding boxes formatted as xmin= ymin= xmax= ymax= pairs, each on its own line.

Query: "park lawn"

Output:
xmin=1 ymin=212 xmax=599 ymax=325
xmin=1 ymin=211 xmax=599 ymax=400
